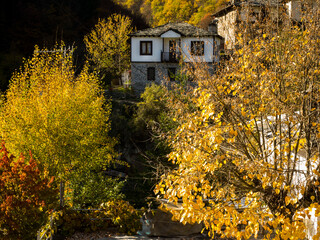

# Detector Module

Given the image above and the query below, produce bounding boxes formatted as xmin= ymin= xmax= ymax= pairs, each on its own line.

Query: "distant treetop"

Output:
xmin=115 ymin=0 xmax=227 ymax=27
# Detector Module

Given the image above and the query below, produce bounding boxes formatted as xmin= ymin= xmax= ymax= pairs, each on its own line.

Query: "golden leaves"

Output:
xmin=0 ymin=45 xmax=117 ymax=180
xmin=84 ymin=14 xmax=132 ymax=80
xmin=154 ymin=4 xmax=320 ymax=239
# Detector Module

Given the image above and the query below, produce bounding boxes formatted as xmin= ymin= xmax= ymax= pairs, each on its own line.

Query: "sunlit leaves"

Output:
xmin=0 ymin=45 xmax=117 ymax=181
xmin=155 ymin=2 xmax=320 ymax=239
xmin=84 ymin=14 xmax=132 ymax=85
xmin=116 ymin=0 xmax=226 ymax=27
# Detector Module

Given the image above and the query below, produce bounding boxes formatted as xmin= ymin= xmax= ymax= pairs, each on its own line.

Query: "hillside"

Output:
xmin=114 ymin=0 xmax=227 ymax=27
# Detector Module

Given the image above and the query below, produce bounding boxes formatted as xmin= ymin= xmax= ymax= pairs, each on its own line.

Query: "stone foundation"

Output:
xmin=131 ymin=62 xmax=215 ymax=96
xmin=131 ymin=62 xmax=180 ymax=95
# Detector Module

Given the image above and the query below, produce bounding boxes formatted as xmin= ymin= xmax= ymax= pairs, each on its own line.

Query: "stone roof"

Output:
xmin=230 ymin=0 xmax=281 ymax=5
xmin=241 ymin=0 xmax=281 ymax=6
xmin=130 ymin=22 xmax=221 ymax=38
xmin=213 ymin=0 xmax=282 ymax=17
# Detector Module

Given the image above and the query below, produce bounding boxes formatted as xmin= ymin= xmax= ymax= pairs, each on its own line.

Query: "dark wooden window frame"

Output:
xmin=140 ymin=41 xmax=153 ymax=55
xmin=191 ymin=41 xmax=205 ymax=56
xmin=147 ymin=67 xmax=155 ymax=81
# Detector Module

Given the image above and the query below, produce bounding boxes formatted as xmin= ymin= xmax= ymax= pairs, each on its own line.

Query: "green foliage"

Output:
xmin=68 ymin=171 xmax=124 ymax=208
xmin=115 ymin=84 xmax=174 ymax=208
xmin=134 ymin=83 xmax=168 ymax=131
xmin=103 ymin=84 xmax=173 ymax=208
xmin=135 ymin=83 xmax=181 ymax=136
xmin=0 ymin=142 xmax=58 ymax=240
xmin=84 ymin=14 xmax=133 ymax=85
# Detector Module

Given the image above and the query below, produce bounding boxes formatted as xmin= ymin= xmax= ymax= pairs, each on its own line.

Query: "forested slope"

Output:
xmin=115 ymin=0 xmax=227 ymax=27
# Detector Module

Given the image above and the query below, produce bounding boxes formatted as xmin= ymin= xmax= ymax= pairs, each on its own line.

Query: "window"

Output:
xmin=147 ymin=67 xmax=155 ymax=81
xmin=168 ymin=68 xmax=176 ymax=81
xmin=140 ymin=41 xmax=152 ymax=55
xmin=191 ymin=41 xmax=204 ymax=56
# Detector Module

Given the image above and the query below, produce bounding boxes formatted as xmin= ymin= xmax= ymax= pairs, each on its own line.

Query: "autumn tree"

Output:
xmin=0 ymin=45 xmax=119 ymax=205
xmin=0 ymin=142 xmax=57 ymax=240
xmin=155 ymin=2 xmax=320 ymax=240
xmin=115 ymin=0 xmax=226 ymax=27
xmin=84 ymin=14 xmax=133 ymax=86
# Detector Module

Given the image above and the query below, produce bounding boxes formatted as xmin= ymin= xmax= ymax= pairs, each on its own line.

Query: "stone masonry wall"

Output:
xmin=131 ymin=62 xmax=180 ymax=95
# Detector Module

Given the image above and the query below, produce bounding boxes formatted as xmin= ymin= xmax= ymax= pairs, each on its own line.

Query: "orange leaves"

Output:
xmin=0 ymin=142 xmax=58 ymax=239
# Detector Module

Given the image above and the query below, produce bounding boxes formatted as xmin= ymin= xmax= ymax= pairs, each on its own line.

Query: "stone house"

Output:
xmin=212 ymin=0 xmax=286 ymax=51
xmin=129 ymin=22 xmax=223 ymax=94
xmin=212 ymin=0 xmax=313 ymax=51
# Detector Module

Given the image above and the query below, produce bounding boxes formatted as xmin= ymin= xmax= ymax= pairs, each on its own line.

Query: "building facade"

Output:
xmin=213 ymin=0 xmax=282 ymax=50
xmin=129 ymin=22 xmax=223 ymax=94
xmin=212 ymin=0 xmax=316 ymax=51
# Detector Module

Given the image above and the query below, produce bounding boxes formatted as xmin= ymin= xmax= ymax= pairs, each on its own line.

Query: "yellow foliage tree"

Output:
xmin=155 ymin=2 xmax=320 ymax=239
xmin=115 ymin=0 xmax=226 ymax=27
xmin=0 ymin=46 xmax=117 ymax=182
xmin=84 ymin=14 xmax=133 ymax=85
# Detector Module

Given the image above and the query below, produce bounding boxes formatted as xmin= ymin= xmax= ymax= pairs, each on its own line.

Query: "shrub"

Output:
xmin=0 ymin=142 xmax=58 ymax=240
xmin=134 ymin=83 xmax=168 ymax=131
xmin=56 ymin=208 xmax=113 ymax=236
xmin=67 ymin=170 xmax=124 ymax=209
xmin=46 ymin=200 xmax=141 ymax=238
xmin=101 ymin=200 xmax=142 ymax=235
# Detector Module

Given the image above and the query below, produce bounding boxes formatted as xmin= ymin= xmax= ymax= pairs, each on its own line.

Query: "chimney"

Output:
xmin=208 ymin=19 xmax=218 ymax=34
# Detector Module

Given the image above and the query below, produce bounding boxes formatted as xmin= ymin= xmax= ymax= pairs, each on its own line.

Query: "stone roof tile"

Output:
xmin=213 ymin=0 xmax=282 ymax=17
xmin=130 ymin=22 xmax=220 ymax=37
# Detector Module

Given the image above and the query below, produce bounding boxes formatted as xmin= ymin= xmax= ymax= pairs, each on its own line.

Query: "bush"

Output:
xmin=55 ymin=208 xmax=113 ymax=236
xmin=67 ymin=170 xmax=124 ymax=209
xmin=0 ymin=142 xmax=58 ymax=240
xmin=134 ymin=83 xmax=168 ymax=132
xmin=101 ymin=200 xmax=142 ymax=235
xmin=46 ymin=200 xmax=141 ymax=238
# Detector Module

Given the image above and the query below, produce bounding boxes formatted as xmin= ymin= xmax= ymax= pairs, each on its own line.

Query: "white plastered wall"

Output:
xmin=180 ymin=37 xmax=216 ymax=63
xmin=131 ymin=37 xmax=163 ymax=62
